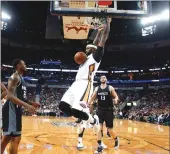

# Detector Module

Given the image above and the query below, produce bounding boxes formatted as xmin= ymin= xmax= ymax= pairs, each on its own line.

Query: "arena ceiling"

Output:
xmin=2 ymin=1 xmax=169 ymax=37
xmin=1 ymin=1 xmax=170 ymax=68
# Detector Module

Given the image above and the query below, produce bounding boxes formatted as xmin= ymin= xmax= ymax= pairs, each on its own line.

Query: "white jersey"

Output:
xmin=62 ymin=53 xmax=101 ymax=108
xmin=76 ymin=54 xmax=100 ymax=81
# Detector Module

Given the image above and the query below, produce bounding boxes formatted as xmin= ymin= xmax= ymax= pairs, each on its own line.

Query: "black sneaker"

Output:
xmin=114 ymin=137 xmax=119 ymax=150
xmin=94 ymin=145 xmax=103 ymax=154
xmin=107 ymin=132 xmax=111 ymax=138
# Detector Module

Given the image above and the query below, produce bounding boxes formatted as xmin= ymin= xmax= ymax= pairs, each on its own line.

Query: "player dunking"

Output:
xmin=59 ymin=19 xmax=111 ymax=146
xmin=88 ymin=75 xmax=119 ymax=153
xmin=1 ymin=59 xmax=40 ymax=154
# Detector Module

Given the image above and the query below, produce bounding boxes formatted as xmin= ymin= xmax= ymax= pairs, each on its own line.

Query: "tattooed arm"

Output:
xmin=93 ymin=19 xmax=111 ymax=63
xmin=93 ymin=28 xmax=103 ymax=46
xmin=98 ymin=19 xmax=111 ymax=47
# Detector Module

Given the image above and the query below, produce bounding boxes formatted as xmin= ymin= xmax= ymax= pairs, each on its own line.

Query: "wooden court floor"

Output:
xmin=5 ymin=116 xmax=169 ymax=154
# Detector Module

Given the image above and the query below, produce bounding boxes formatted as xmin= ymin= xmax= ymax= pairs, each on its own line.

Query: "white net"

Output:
xmin=85 ymin=17 xmax=108 ymax=29
xmin=85 ymin=2 xmax=109 ymax=30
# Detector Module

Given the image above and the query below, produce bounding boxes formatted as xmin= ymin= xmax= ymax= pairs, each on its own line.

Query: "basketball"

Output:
xmin=74 ymin=52 xmax=87 ymax=65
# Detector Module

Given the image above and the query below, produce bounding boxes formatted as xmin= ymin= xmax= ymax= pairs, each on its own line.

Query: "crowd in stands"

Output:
xmin=1 ymin=64 xmax=170 ymax=83
xmin=1 ymin=62 xmax=170 ymax=125
xmin=122 ymin=88 xmax=170 ymax=126
xmin=105 ymin=71 xmax=170 ymax=81
xmin=23 ymin=85 xmax=170 ymax=126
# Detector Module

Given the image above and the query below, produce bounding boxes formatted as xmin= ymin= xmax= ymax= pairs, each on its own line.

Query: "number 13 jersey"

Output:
xmin=97 ymin=85 xmax=113 ymax=109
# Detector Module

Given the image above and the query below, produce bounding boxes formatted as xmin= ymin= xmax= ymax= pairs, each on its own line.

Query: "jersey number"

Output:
xmin=101 ymin=96 xmax=105 ymax=100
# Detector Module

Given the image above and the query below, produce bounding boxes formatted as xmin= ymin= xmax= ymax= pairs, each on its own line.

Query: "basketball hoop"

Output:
xmin=85 ymin=16 xmax=108 ymax=29
xmin=84 ymin=1 xmax=109 ymax=29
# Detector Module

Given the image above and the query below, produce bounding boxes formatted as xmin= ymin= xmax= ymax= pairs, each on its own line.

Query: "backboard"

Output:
xmin=51 ymin=1 xmax=152 ymax=19
xmin=50 ymin=1 xmax=152 ymax=40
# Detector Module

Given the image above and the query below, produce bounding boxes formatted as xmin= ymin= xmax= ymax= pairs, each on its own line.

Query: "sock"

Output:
xmin=78 ymin=137 xmax=82 ymax=143
xmin=88 ymin=114 xmax=95 ymax=124
xmin=91 ymin=118 xmax=96 ymax=125
xmin=97 ymin=140 xmax=102 ymax=145
xmin=78 ymin=128 xmax=85 ymax=138
xmin=88 ymin=114 xmax=96 ymax=125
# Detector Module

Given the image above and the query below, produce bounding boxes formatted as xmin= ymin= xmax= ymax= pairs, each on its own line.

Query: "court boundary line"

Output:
xmin=144 ymin=140 xmax=170 ymax=152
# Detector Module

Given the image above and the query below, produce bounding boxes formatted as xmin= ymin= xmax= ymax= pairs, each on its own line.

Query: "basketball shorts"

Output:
xmin=3 ymin=131 xmax=21 ymax=137
xmin=97 ymin=108 xmax=114 ymax=128
xmin=61 ymin=80 xmax=93 ymax=112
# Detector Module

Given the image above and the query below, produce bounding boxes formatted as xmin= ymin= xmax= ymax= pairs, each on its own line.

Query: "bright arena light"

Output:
xmin=141 ymin=10 xmax=169 ymax=25
xmin=1 ymin=21 xmax=7 ymax=30
xmin=1 ymin=11 xmax=11 ymax=20
xmin=161 ymin=10 xmax=169 ymax=20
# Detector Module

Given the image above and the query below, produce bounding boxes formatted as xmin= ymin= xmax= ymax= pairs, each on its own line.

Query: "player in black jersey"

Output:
xmin=1 ymin=82 xmax=36 ymax=111
xmin=1 ymin=59 xmax=40 ymax=154
xmin=88 ymin=75 xmax=119 ymax=153
xmin=1 ymin=82 xmax=36 ymax=154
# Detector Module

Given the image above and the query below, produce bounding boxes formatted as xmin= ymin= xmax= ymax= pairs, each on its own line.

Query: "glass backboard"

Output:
xmin=51 ymin=0 xmax=152 ymax=19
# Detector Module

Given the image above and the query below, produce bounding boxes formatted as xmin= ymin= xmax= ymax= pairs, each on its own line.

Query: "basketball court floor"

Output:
xmin=5 ymin=116 xmax=169 ymax=154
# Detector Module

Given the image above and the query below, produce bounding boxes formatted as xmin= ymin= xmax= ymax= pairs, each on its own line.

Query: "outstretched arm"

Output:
xmin=93 ymin=18 xmax=111 ymax=63
xmin=98 ymin=19 xmax=111 ymax=47
xmin=93 ymin=28 xmax=103 ymax=46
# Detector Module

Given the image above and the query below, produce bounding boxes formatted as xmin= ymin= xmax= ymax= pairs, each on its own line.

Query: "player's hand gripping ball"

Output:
xmin=74 ymin=52 xmax=87 ymax=65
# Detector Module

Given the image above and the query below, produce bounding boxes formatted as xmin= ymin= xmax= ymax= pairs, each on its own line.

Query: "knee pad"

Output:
xmin=72 ymin=108 xmax=89 ymax=120
xmin=59 ymin=101 xmax=73 ymax=116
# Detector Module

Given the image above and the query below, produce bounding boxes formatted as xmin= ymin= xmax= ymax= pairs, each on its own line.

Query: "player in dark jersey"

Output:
xmin=1 ymin=59 xmax=40 ymax=154
xmin=1 ymin=82 xmax=36 ymax=154
xmin=1 ymin=83 xmax=8 ymax=154
xmin=1 ymin=82 xmax=37 ymax=111
xmin=88 ymin=75 xmax=119 ymax=153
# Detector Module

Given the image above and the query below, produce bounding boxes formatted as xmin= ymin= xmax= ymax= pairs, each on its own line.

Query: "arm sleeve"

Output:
xmin=92 ymin=46 xmax=104 ymax=63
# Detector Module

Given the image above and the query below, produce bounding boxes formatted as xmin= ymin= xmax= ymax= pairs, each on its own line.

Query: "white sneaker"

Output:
xmin=101 ymin=142 xmax=107 ymax=149
xmin=114 ymin=137 xmax=119 ymax=150
xmin=77 ymin=142 xmax=84 ymax=150
xmin=4 ymin=149 xmax=7 ymax=154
